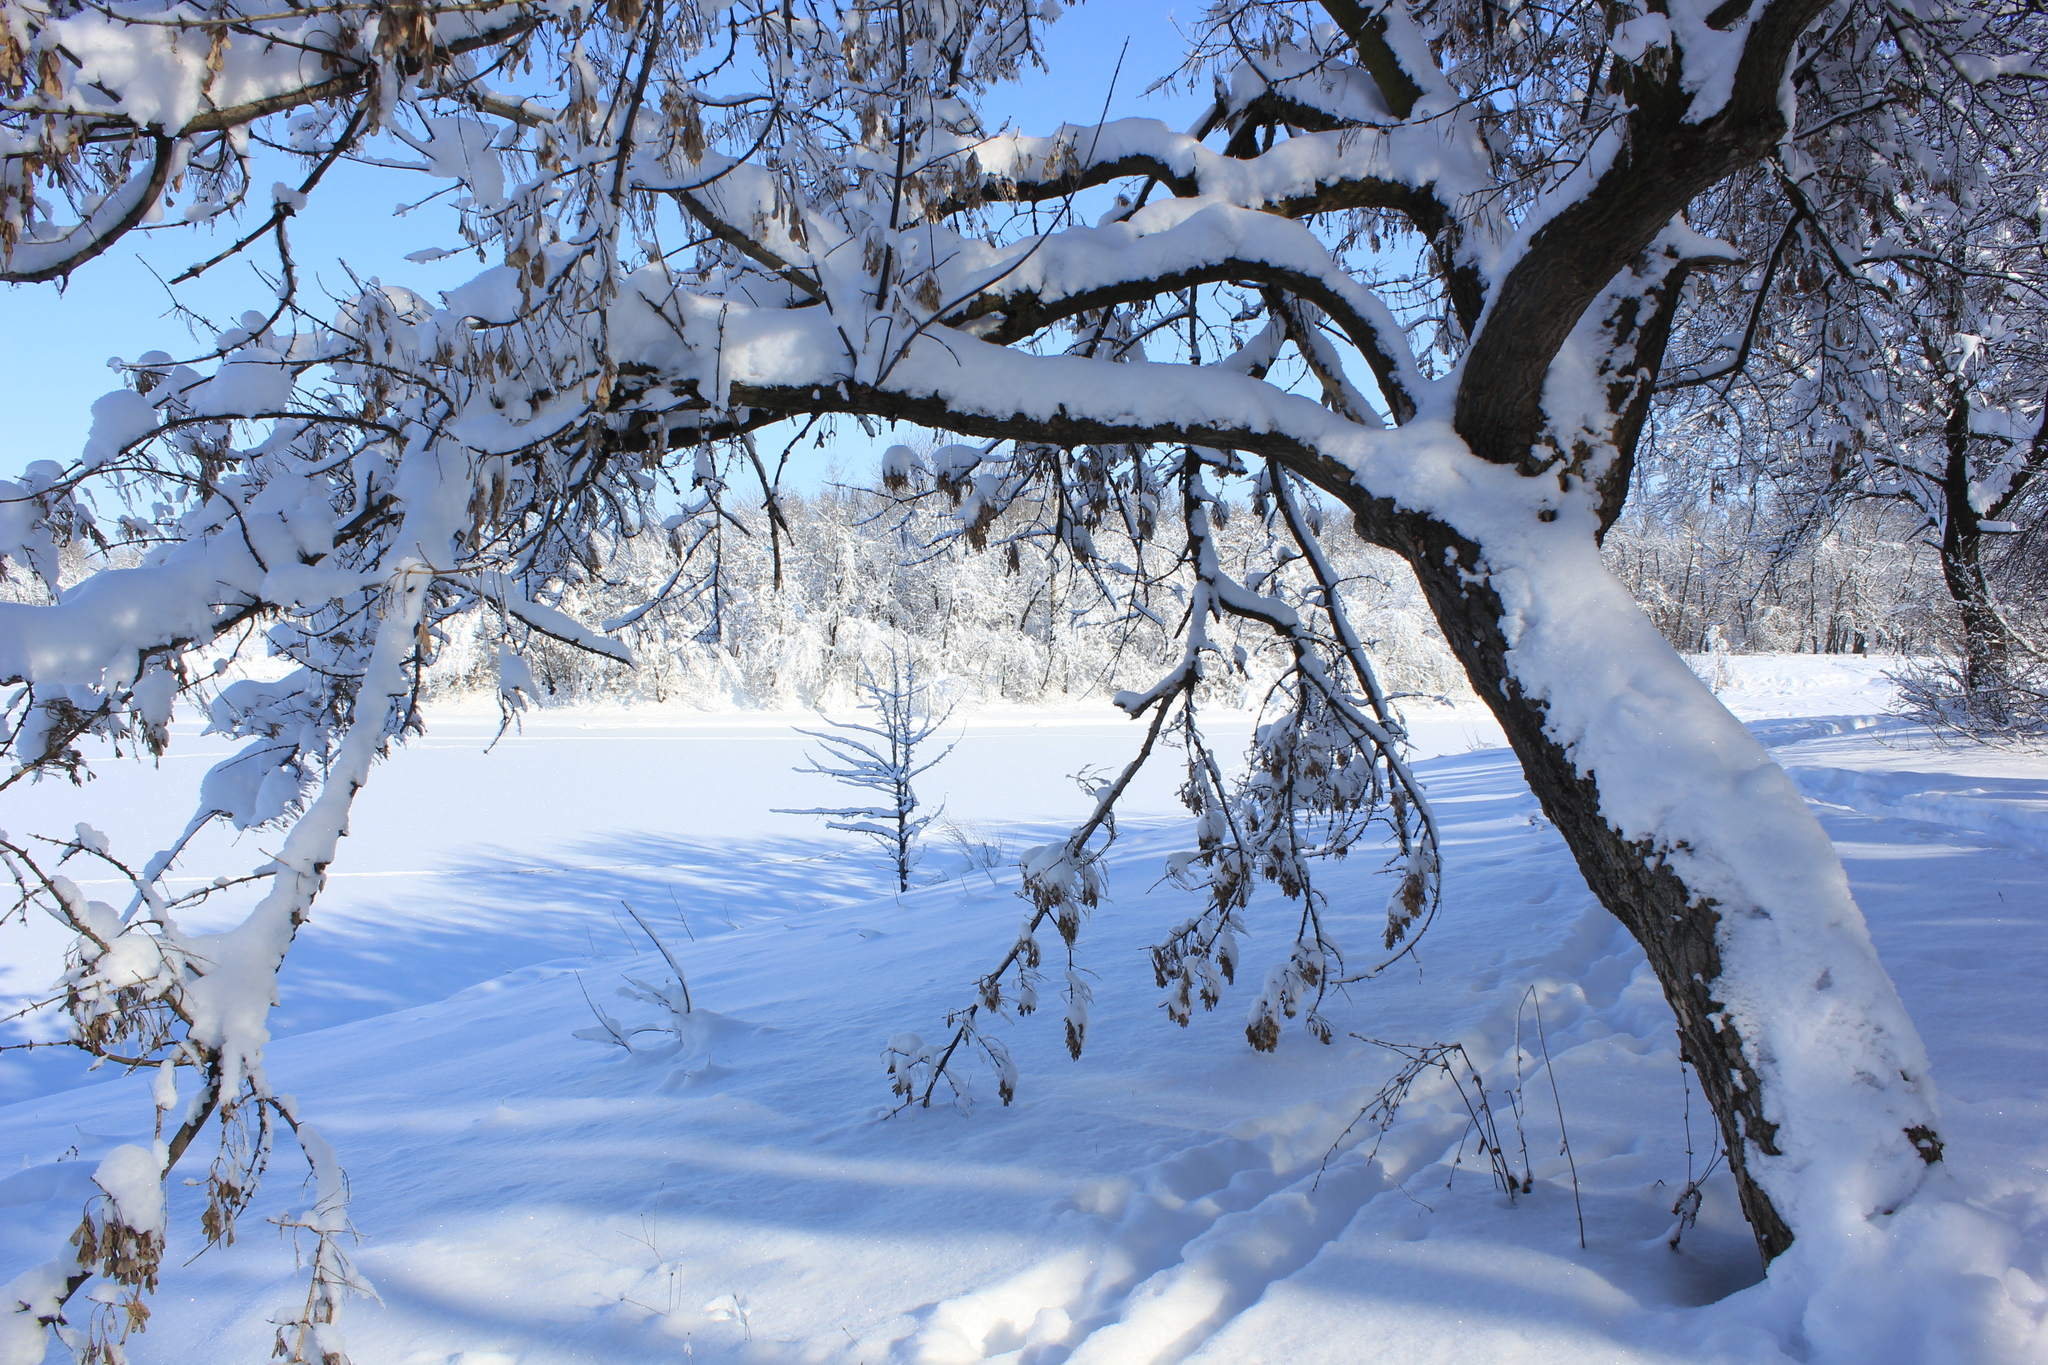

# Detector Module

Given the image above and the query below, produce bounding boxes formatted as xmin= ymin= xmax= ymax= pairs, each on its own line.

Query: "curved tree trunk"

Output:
xmin=1340 ymin=497 xmax=1943 ymax=1263
xmin=1262 ymin=0 xmax=1955 ymax=1251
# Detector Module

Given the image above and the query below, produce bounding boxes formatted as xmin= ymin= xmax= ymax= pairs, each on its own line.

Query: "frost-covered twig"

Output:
xmin=1319 ymin=1037 xmax=1524 ymax=1205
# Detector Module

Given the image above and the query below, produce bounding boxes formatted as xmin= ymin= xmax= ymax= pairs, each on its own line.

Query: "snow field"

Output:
xmin=0 ymin=657 xmax=2043 ymax=1364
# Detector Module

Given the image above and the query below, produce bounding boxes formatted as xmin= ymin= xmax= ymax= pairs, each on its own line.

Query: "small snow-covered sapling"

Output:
xmin=776 ymin=652 xmax=956 ymax=893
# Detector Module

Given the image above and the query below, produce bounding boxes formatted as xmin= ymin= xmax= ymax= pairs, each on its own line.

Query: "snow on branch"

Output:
xmin=896 ymin=448 xmax=1439 ymax=1108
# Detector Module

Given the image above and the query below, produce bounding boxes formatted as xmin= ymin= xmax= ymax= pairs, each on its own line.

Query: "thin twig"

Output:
xmin=1526 ymin=989 xmax=1585 ymax=1248
xmin=621 ymin=900 xmax=692 ymax=1014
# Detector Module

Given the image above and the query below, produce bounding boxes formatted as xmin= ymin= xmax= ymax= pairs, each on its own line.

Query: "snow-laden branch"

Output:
xmin=958 ymin=115 xmax=1488 ymax=223
xmin=454 ymin=572 xmax=636 ymax=665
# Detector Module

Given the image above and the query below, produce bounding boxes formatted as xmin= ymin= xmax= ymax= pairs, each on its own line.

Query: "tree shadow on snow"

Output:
xmin=268 ymin=830 xmax=895 ymax=1040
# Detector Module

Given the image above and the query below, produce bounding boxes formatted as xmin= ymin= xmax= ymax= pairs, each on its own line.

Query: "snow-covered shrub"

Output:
xmin=939 ymin=819 xmax=1009 ymax=886
xmin=573 ymin=904 xmax=695 ymax=1053
xmin=1890 ymin=653 xmax=2048 ymax=741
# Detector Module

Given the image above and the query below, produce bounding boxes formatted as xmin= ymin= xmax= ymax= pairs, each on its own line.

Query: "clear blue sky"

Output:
xmin=0 ymin=2 xmax=1203 ymax=485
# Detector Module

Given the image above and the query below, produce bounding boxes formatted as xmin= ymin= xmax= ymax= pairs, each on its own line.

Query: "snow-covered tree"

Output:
xmin=777 ymin=650 xmax=954 ymax=891
xmin=0 ymin=0 xmax=535 ymax=285
xmin=1653 ymin=10 xmax=2048 ymax=722
xmin=5 ymin=0 xmax=2047 ymax=1353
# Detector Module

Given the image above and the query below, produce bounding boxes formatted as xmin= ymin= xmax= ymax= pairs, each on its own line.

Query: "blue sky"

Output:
xmin=0 ymin=1 xmax=1203 ymax=486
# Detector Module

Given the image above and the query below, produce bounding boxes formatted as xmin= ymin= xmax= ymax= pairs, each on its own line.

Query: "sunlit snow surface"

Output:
xmin=2 ymin=656 xmax=2044 ymax=1364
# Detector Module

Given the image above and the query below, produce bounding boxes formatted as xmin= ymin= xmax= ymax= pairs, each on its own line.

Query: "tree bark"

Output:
xmin=1393 ymin=512 xmax=1798 ymax=1259
xmin=1940 ymin=391 xmax=2015 ymax=717
xmin=1312 ymin=493 xmax=1942 ymax=1266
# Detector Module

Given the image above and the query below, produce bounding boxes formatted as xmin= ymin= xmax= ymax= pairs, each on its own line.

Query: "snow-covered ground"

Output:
xmin=2 ymin=656 xmax=2044 ymax=1364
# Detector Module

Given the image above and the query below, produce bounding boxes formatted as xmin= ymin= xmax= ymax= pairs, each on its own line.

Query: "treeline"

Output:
xmin=423 ymin=483 xmax=1470 ymax=710
xmin=4 ymin=474 xmax=1961 ymax=713
xmin=1603 ymin=498 xmax=1948 ymax=657
xmin=419 ymin=476 xmax=1955 ymax=713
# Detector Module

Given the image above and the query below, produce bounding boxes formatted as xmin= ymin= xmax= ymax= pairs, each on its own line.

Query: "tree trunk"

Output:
xmin=1941 ymin=524 xmax=2012 ymax=710
xmin=1940 ymin=391 xmax=2014 ymax=718
xmin=1346 ymin=499 xmax=1943 ymax=1264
